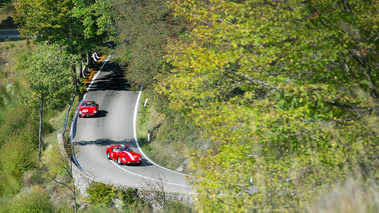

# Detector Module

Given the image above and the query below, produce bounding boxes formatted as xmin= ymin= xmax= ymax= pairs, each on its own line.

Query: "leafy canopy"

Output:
xmin=15 ymin=0 xmax=113 ymax=54
xmin=16 ymin=43 xmax=79 ymax=109
xmin=161 ymin=0 xmax=379 ymax=212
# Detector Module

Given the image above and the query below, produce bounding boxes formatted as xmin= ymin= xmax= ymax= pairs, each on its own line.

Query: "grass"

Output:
xmin=0 ymin=40 xmax=29 ymax=80
xmin=136 ymin=93 xmax=191 ymax=172
xmin=307 ymin=179 xmax=379 ymax=213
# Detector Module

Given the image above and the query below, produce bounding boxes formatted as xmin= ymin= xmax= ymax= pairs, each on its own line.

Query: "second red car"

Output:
xmin=106 ymin=145 xmax=142 ymax=165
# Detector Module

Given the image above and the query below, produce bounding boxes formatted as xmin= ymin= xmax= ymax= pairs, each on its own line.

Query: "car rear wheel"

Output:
xmin=117 ymin=157 xmax=122 ymax=165
xmin=107 ymin=152 xmax=111 ymax=160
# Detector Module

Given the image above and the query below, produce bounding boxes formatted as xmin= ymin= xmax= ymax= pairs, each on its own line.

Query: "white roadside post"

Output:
xmin=147 ymin=130 xmax=150 ymax=142
xmin=144 ymin=98 xmax=148 ymax=107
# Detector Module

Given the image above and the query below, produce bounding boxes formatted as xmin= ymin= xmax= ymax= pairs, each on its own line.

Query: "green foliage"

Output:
xmin=0 ymin=137 xmax=38 ymax=195
xmin=86 ymin=182 xmax=116 ymax=206
xmin=0 ymin=173 xmax=22 ymax=195
xmin=15 ymin=0 xmax=111 ymax=55
xmin=119 ymin=188 xmax=139 ymax=205
xmin=152 ymin=0 xmax=379 ymax=212
xmin=0 ymin=196 xmax=11 ymax=213
xmin=0 ymin=102 xmax=39 ymax=195
xmin=5 ymin=186 xmax=55 ymax=213
xmin=166 ymin=200 xmax=193 ymax=213
xmin=0 ymin=0 xmax=12 ymax=8
xmin=119 ymin=188 xmax=148 ymax=211
xmin=0 ymin=104 xmax=39 ymax=148
xmin=42 ymin=143 xmax=68 ymax=178
xmin=81 ymin=205 xmax=119 ymax=213
xmin=22 ymin=169 xmax=46 ymax=188
xmin=0 ymin=139 xmax=37 ymax=178
xmin=0 ymin=38 xmax=75 ymax=209
xmin=16 ymin=43 xmax=78 ymax=110
xmin=112 ymin=0 xmax=185 ymax=89
xmin=72 ymin=0 xmax=113 ymax=40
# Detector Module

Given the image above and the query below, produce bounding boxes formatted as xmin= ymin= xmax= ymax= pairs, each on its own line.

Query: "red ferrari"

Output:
xmin=106 ymin=145 xmax=142 ymax=165
xmin=78 ymin=101 xmax=99 ymax=117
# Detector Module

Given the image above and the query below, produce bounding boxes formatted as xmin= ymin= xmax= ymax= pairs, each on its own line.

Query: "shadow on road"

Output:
xmin=75 ymin=138 xmax=134 ymax=147
xmin=90 ymin=62 xmax=131 ymax=91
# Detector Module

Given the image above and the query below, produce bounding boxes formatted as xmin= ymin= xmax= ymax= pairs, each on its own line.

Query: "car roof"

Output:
xmin=113 ymin=144 xmax=130 ymax=147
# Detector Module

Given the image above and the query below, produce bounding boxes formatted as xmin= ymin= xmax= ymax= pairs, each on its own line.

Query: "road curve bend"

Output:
xmin=72 ymin=56 xmax=193 ymax=194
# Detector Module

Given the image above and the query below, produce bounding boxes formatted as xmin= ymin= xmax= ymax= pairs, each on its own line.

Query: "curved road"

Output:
xmin=73 ymin=57 xmax=193 ymax=194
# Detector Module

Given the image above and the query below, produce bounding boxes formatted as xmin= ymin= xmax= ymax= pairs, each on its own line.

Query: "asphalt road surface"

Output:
xmin=72 ymin=56 xmax=193 ymax=194
xmin=0 ymin=29 xmax=21 ymax=40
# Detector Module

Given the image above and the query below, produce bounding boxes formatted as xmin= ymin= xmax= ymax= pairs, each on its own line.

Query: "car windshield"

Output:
xmin=82 ymin=102 xmax=95 ymax=107
xmin=115 ymin=146 xmax=132 ymax=152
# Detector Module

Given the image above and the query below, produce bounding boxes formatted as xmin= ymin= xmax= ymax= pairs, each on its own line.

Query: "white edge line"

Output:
xmin=71 ymin=57 xmax=190 ymax=188
xmin=133 ymin=85 xmax=188 ymax=177
xmin=86 ymin=55 xmax=111 ymax=92
xmin=71 ymin=55 xmax=111 ymax=181
xmin=110 ymin=160 xmax=190 ymax=188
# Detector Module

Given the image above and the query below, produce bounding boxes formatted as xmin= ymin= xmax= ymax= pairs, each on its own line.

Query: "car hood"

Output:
xmin=120 ymin=151 xmax=141 ymax=159
xmin=80 ymin=106 xmax=97 ymax=109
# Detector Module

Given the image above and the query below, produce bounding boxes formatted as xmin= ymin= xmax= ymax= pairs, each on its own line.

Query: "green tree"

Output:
xmin=159 ymin=0 xmax=379 ymax=212
xmin=17 ymin=43 xmax=78 ymax=160
xmin=0 ymin=0 xmax=12 ymax=7
xmin=15 ymin=0 xmax=113 ymax=65
xmin=112 ymin=0 xmax=185 ymax=88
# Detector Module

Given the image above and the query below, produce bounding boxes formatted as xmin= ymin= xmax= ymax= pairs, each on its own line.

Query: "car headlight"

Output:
xmin=93 ymin=110 xmax=97 ymax=113
xmin=139 ymin=157 xmax=142 ymax=161
xmin=122 ymin=157 xmax=126 ymax=161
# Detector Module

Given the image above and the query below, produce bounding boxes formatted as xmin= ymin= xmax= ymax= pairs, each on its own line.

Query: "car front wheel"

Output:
xmin=107 ymin=152 xmax=111 ymax=160
xmin=117 ymin=157 xmax=122 ymax=165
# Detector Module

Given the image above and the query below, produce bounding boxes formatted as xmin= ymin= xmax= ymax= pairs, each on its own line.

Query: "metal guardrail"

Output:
xmin=62 ymin=87 xmax=77 ymax=138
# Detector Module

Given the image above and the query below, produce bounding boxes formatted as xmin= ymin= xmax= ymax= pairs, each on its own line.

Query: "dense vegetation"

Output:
xmin=114 ymin=0 xmax=379 ymax=212
xmin=0 ymin=0 xmax=378 ymax=212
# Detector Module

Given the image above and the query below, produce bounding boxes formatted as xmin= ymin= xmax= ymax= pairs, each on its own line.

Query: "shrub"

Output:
xmin=81 ymin=205 xmax=118 ymax=213
xmin=166 ymin=200 xmax=193 ymax=213
xmin=22 ymin=169 xmax=45 ymax=188
xmin=0 ymin=173 xmax=21 ymax=195
xmin=86 ymin=182 xmax=116 ymax=206
xmin=9 ymin=186 xmax=54 ymax=213
xmin=119 ymin=188 xmax=148 ymax=211
xmin=0 ymin=139 xmax=36 ymax=178
xmin=0 ymin=196 xmax=11 ymax=213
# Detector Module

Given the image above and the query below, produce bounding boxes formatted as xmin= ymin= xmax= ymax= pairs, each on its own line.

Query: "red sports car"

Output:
xmin=106 ymin=145 xmax=142 ymax=165
xmin=78 ymin=101 xmax=99 ymax=117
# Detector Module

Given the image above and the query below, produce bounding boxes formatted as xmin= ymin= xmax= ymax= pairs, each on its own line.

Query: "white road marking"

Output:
xmin=110 ymin=160 xmax=191 ymax=188
xmin=84 ymin=55 xmax=111 ymax=99
xmin=72 ymin=55 xmax=192 ymax=191
xmin=133 ymin=85 xmax=188 ymax=176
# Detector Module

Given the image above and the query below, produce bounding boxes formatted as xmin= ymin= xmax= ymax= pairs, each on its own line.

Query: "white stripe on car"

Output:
xmin=123 ymin=151 xmax=135 ymax=160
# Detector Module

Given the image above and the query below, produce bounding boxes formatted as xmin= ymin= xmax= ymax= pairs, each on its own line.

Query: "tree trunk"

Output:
xmin=71 ymin=64 xmax=76 ymax=84
xmin=71 ymin=161 xmax=77 ymax=213
xmin=38 ymin=88 xmax=44 ymax=161
xmin=87 ymin=52 xmax=93 ymax=68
